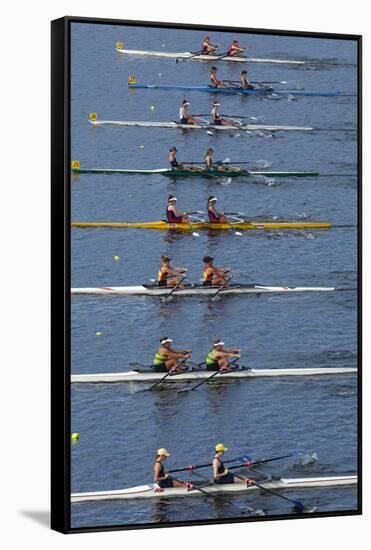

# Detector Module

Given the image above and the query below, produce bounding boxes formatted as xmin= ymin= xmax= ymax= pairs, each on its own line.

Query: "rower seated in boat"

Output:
xmin=240 ymin=70 xmax=255 ymax=89
xmin=211 ymin=101 xmax=229 ymax=126
xmin=166 ymin=195 xmax=190 ymax=223
xmin=210 ymin=66 xmax=226 ymax=88
xmin=227 ymin=40 xmax=246 ymax=57
xmin=153 ymin=337 xmax=192 ymax=373
xmin=207 ymin=195 xmax=228 ymax=223
xmin=154 ymin=448 xmax=187 ymax=488
xmin=204 ymin=148 xmax=214 ymax=169
xmin=201 ymin=36 xmax=218 ymax=55
xmin=157 ymin=255 xmax=187 ymax=288
xmin=179 ymin=99 xmax=197 ymax=125
xmin=169 ymin=146 xmax=181 ymax=168
xmin=213 ymin=444 xmax=247 ymax=484
xmin=206 ymin=340 xmax=241 ymax=372
xmin=203 ymin=255 xmax=232 ymax=287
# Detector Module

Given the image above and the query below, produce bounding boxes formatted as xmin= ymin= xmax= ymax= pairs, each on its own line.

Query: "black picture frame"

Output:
xmin=51 ymin=15 xmax=362 ymax=534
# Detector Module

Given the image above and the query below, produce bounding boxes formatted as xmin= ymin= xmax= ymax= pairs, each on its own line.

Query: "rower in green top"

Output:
xmin=179 ymin=99 xmax=198 ymax=125
xmin=153 ymin=337 xmax=192 ymax=373
xmin=206 ymin=339 xmax=241 ymax=372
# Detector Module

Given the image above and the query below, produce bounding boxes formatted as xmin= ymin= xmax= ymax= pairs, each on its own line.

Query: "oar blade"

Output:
xmin=292 ymin=500 xmax=306 ymax=513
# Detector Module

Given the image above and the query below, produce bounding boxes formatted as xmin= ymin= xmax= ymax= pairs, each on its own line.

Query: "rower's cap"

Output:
xmin=157 ymin=448 xmax=170 ymax=457
xmin=160 ymin=337 xmax=173 ymax=344
xmin=214 ymin=340 xmax=225 ymax=347
xmin=203 ymin=256 xmax=214 ymax=263
xmin=168 ymin=195 xmax=177 ymax=202
xmin=182 ymin=99 xmax=190 ymax=105
xmin=213 ymin=101 xmax=220 ymax=106
xmin=208 ymin=195 xmax=217 ymax=203
xmin=215 ymin=443 xmax=228 ymax=452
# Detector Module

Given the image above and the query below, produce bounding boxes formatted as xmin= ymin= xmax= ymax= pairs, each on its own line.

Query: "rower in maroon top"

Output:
xmin=227 ymin=40 xmax=246 ymax=57
xmin=166 ymin=195 xmax=190 ymax=223
xmin=207 ymin=196 xmax=228 ymax=223
xmin=201 ymin=36 xmax=218 ymax=55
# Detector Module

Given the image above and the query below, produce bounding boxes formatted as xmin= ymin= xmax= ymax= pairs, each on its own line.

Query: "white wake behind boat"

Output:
xmin=88 ymin=118 xmax=314 ymax=132
xmin=71 ymin=475 xmax=357 ymax=503
xmin=71 ymin=284 xmax=335 ymax=296
xmin=116 ymin=46 xmax=305 ymax=65
xmin=71 ymin=367 xmax=356 ymax=384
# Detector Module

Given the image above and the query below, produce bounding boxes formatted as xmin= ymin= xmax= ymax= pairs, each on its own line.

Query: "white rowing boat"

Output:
xmin=71 ymin=475 xmax=357 ymax=503
xmin=88 ymin=118 xmax=314 ymax=132
xmin=71 ymin=284 xmax=335 ymax=296
xmin=116 ymin=46 xmax=305 ymax=65
xmin=71 ymin=367 xmax=356 ymax=384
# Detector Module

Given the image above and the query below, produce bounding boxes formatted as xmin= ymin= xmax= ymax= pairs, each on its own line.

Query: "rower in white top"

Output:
xmin=179 ymin=99 xmax=199 ymax=125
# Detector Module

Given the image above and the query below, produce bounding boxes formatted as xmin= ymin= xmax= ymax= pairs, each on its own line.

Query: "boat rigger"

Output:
xmin=71 ymin=367 xmax=356 ymax=384
xmin=71 ymin=284 xmax=335 ymax=296
xmin=71 ymin=475 xmax=357 ymax=503
xmin=71 ymin=221 xmax=331 ymax=230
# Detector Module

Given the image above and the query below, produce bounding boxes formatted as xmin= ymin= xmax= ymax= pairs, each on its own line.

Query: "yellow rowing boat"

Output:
xmin=71 ymin=220 xmax=331 ymax=230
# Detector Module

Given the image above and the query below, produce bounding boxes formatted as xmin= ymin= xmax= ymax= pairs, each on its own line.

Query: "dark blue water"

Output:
xmin=70 ymin=22 xmax=358 ymax=529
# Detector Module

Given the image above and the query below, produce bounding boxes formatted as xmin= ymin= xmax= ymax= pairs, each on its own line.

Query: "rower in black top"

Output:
xmin=153 ymin=448 xmax=187 ymax=488
xmin=213 ymin=443 xmax=248 ymax=485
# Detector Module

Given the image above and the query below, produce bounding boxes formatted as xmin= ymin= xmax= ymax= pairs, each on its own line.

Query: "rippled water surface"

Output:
xmin=70 ymin=22 xmax=359 ymax=529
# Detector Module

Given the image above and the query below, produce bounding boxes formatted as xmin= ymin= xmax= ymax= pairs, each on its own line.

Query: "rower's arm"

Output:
xmin=172 ymin=347 xmax=192 ymax=355
xmin=173 ymin=266 xmax=188 ymax=274
xmin=165 ymin=348 xmax=191 ymax=359
xmin=214 ymin=267 xmax=230 ymax=277
xmin=223 ymin=348 xmax=241 ymax=354
xmin=217 ymin=350 xmax=240 ymax=358
xmin=167 ymin=266 xmax=187 ymax=276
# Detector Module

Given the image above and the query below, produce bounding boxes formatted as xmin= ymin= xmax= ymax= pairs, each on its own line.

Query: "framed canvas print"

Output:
xmin=51 ymin=16 xmax=361 ymax=533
